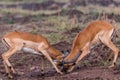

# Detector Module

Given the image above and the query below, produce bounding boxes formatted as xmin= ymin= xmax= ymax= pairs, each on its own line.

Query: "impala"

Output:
xmin=1 ymin=31 xmax=63 ymax=78
xmin=60 ymin=20 xmax=119 ymax=72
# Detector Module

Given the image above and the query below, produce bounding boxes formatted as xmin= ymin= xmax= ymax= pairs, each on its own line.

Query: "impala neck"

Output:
xmin=46 ymin=46 xmax=62 ymax=61
xmin=63 ymin=33 xmax=81 ymax=64
xmin=64 ymin=47 xmax=80 ymax=64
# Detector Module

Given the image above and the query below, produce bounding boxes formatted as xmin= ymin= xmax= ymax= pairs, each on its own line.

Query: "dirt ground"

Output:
xmin=0 ymin=0 xmax=120 ymax=80
xmin=0 ymin=42 xmax=120 ymax=80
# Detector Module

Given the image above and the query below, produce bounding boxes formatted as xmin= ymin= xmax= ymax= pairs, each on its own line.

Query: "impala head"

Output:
xmin=58 ymin=60 xmax=76 ymax=73
xmin=55 ymin=50 xmax=72 ymax=72
xmin=58 ymin=51 xmax=81 ymax=73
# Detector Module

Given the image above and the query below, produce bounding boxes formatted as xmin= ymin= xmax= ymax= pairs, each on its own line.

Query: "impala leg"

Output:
xmin=102 ymin=40 xmax=119 ymax=68
xmin=41 ymin=50 xmax=63 ymax=74
xmin=41 ymin=56 xmax=45 ymax=76
xmin=3 ymin=60 xmax=11 ymax=77
xmin=2 ymin=46 xmax=19 ymax=78
xmin=99 ymin=30 xmax=119 ymax=68
xmin=68 ymin=47 xmax=90 ymax=72
xmin=107 ymin=51 xmax=113 ymax=62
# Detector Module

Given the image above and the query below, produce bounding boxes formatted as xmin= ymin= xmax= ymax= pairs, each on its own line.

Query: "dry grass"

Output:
xmin=0 ymin=0 xmax=44 ymax=4
xmin=0 ymin=8 xmax=61 ymax=15
xmin=76 ymin=5 xmax=120 ymax=15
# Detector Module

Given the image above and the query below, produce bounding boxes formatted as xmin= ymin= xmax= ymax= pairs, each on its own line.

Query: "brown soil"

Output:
xmin=0 ymin=41 xmax=120 ymax=80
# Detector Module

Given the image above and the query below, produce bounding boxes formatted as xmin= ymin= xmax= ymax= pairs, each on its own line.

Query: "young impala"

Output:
xmin=60 ymin=20 xmax=119 ymax=72
xmin=1 ymin=31 xmax=63 ymax=78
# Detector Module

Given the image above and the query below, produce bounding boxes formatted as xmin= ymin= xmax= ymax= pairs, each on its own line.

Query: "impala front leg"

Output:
xmin=40 ymin=50 xmax=63 ymax=74
xmin=68 ymin=49 xmax=90 ymax=72
xmin=41 ymin=56 xmax=45 ymax=76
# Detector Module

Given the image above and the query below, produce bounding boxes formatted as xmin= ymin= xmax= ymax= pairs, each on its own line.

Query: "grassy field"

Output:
xmin=0 ymin=0 xmax=120 ymax=43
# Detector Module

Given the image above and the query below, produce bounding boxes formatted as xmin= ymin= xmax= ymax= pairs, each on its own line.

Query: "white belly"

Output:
xmin=22 ymin=47 xmax=42 ymax=55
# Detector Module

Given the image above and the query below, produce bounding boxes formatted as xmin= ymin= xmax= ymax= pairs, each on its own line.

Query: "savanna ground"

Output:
xmin=0 ymin=0 xmax=120 ymax=80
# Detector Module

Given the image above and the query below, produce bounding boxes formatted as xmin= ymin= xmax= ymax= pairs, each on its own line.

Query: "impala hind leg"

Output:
xmin=2 ymin=46 xmax=21 ymax=78
xmin=107 ymin=51 xmax=113 ymax=62
xmin=101 ymin=40 xmax=119 ymax=68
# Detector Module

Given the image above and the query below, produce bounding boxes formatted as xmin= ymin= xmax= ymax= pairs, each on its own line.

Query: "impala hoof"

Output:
xmin=5 ymin=73 xmax=13 ymax=78
xmin=8 ymin=75 xmax=13 ymax=79
xmin=41 ymin=73 xmax=44 ymax=76
xmin=67 ymin=67 xmax=74 ymax=73
xmin=58 ymin=71 xmax=63 ymax=75
xmin=108 ymin=65 xmax=114 ymax=68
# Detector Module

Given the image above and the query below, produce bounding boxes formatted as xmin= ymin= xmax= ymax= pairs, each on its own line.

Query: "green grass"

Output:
xmin=0 ymin=8 xmax=62 ymax=16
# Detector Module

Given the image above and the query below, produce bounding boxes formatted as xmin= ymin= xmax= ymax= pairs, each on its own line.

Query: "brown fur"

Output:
xmin=2 ymin=31 xmax=63 ymax=78
xmin=3 ymin=31 xmax=62 ymax=60
xmin=63 ymin=20 xmax=119 ymax=72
